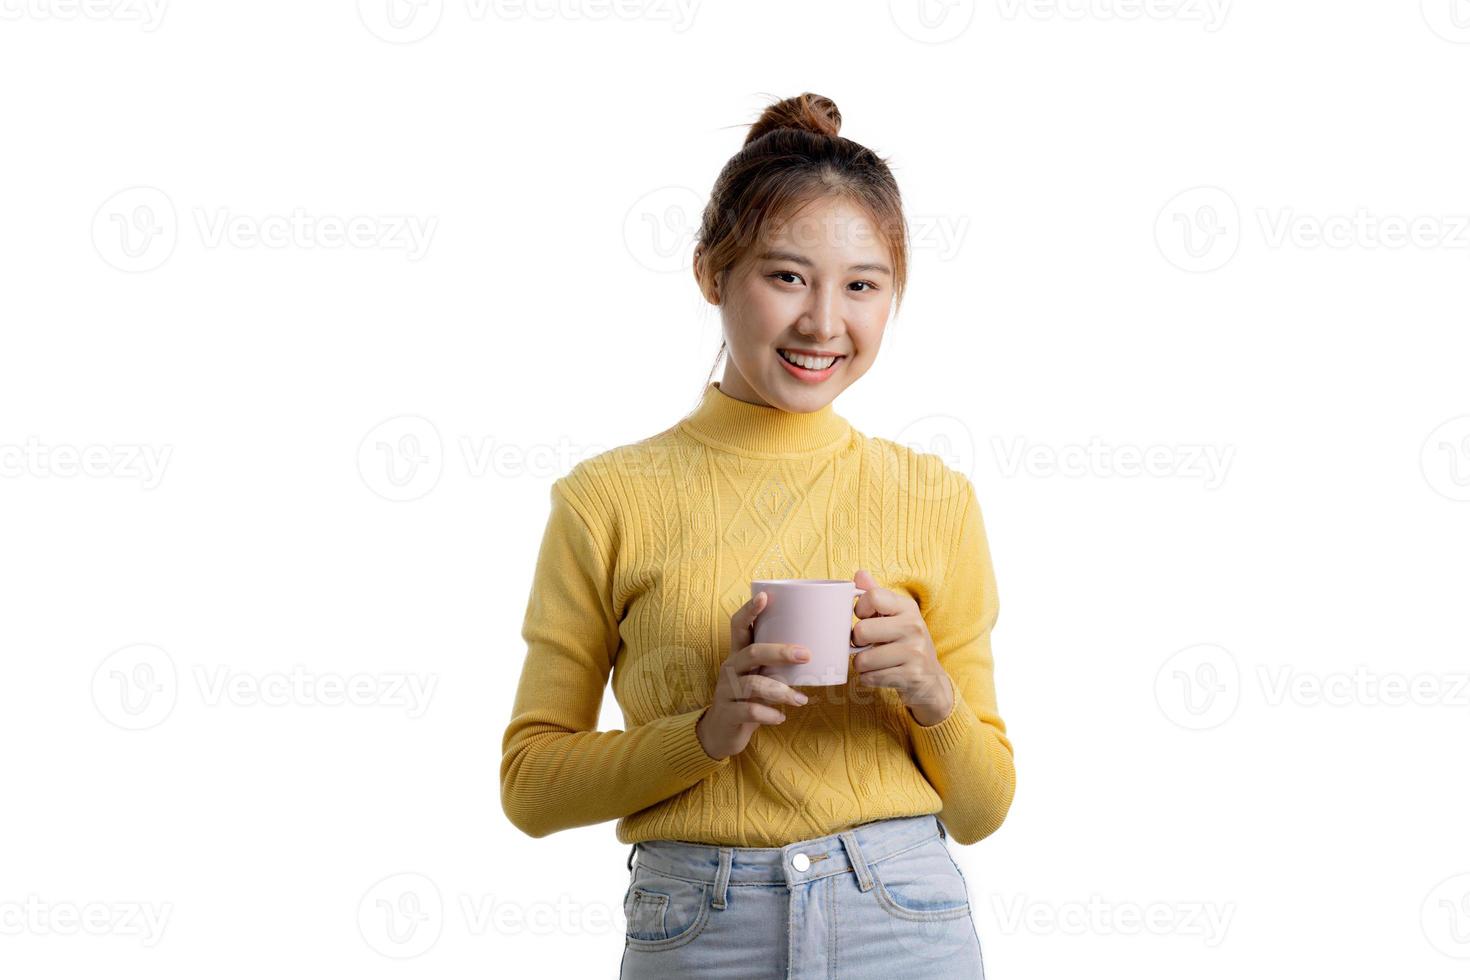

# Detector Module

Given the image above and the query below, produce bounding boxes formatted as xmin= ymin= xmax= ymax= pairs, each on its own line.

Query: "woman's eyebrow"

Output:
xmin=758 ymin=250 xmax=892 ymax=275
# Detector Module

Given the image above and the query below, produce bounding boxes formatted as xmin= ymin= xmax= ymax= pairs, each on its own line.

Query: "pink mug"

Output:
xmin=750 ymin=579 xmax=872 ymax=687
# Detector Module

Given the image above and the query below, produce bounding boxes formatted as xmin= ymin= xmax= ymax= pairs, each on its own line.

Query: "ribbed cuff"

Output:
xmin=908 ymin=682 xmax=979 ymax=757
xmin=660 ymin=706 xmax=731 ymax=783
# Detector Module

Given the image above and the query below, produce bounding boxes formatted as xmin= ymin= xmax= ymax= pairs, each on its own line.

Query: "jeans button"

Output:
xmin=791 ymin=852 xmax=810 ymax=872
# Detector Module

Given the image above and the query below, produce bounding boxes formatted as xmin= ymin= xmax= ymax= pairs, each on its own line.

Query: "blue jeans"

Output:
xmin=619 ymin=813 xmax=985 ymax=979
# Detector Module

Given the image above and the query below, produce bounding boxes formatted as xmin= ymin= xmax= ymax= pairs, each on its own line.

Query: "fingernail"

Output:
xmin=795 ymin=693 xmax=809 ymax=704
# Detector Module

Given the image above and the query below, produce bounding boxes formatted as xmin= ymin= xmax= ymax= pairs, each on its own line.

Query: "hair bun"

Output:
xmin=744 ymin=92 xmax=842 ymax=147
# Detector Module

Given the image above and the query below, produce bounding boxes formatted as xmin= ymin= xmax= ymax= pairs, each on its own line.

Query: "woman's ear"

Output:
xmin=692 ymin=247 xmax=721 ymax=305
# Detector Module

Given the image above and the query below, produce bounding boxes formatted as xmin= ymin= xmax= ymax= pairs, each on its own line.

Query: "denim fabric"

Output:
xmin=619 ymin=813 xmax=985 ymax=979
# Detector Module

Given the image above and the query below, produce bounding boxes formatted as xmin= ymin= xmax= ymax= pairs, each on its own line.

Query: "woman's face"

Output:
xmin=706 ymin=196 xmax=895 ymax=412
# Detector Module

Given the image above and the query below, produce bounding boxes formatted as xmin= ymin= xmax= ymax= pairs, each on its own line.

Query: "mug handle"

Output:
xmin=850 ymin=586 xmax=873 ymax=654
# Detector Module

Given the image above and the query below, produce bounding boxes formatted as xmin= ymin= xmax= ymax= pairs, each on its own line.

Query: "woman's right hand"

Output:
xmin=695 ymin=591 xmax=811 ymax=761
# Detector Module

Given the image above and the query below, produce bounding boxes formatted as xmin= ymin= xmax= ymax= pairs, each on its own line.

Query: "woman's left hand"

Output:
xmin=850 ymin=569 xmax=955 ymax=726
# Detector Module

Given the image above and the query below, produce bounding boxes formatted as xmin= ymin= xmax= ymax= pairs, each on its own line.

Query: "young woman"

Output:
xmin=501 ymin=92 xmax=1015 ymax=979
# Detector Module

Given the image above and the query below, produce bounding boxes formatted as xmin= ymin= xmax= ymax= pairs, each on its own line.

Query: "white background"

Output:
xmin=2 ymin=1 xmax=1468 ymax=977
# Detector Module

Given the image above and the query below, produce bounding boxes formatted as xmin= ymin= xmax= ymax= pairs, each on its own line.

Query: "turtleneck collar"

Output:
xmin=678 ymin=382 xmax=853 ymax=457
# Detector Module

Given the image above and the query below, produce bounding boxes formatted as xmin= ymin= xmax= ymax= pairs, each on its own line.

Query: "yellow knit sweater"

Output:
xmin=500 ymin=381 xmax=1015 ymax=847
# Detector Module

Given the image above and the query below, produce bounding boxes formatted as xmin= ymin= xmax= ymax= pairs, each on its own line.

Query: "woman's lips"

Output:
xmin=777 ymin=350 xmax=844 ymax=382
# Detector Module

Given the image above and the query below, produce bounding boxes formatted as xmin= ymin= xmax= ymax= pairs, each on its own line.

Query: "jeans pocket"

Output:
xmin=623 ymin=867 xmax=711 ymax=950
xmin=868 ymin=835 xmax=972 ymax=921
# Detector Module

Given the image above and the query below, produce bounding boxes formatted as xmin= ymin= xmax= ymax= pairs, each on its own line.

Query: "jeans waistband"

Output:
xmin=627 ymin=814 xmax=947 ymax=909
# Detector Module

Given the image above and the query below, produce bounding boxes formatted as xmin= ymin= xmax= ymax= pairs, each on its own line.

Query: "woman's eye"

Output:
xmin=770 ymin=271 xmax=802 ymax=285
xmin=850 ymin=281 xmax=879 ymax=292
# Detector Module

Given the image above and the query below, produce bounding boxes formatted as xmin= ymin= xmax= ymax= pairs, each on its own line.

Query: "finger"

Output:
xmin=856 ymin=664 xmax=910 ymax=688
xmin=851 ymin=643 xmax=910 ymax=674
xmin=849 ymin=615 xmax=910 ymax=654
xmin=852 ymin=569 xmax=910 ymax=619
xmin=732 ymin=641 xmax=809 ymax=675
xmin=730 ymin=591 xmax=768 ymax=651
xmin=736 ymin=701 xmax=787 ymax=725
xmin=737 ymin=674 xmax=808 ymax=706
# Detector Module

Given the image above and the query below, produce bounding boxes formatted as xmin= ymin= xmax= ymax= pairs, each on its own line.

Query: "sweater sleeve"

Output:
xmin=500 ymin=476 xmax=730 ymax=838
xmin=906 ymin=476 xmax=1017 ymax=845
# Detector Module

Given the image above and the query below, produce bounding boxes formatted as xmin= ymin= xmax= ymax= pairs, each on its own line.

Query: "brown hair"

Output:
xmin=693 ymin=92 xmax=909 ymax=390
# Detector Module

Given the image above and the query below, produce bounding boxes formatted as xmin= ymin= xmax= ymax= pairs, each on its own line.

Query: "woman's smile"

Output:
xmin=777 ymin=347 xmax=846 ymax=382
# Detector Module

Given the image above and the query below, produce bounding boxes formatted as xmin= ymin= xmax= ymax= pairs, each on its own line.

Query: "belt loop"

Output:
xmin=711 ymin=847 xmax=734 ymax=910
xmin=936 ymin=816 xmax=948 ymax=841
xmin=627 ymin=843 xmax=637 ymax=872
xmin=838 ymin=831 xmax=874 ymax=893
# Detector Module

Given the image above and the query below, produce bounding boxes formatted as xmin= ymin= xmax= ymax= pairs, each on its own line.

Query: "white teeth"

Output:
xmin=780 ymin=350 xmax=838 ymax=370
